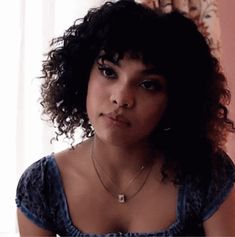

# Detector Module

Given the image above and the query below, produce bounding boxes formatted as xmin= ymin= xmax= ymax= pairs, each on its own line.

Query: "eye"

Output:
xmin=139 ymin=80 xmax=163 ymax=91
xmin=97 ymin=64 xmax=117 ymax=79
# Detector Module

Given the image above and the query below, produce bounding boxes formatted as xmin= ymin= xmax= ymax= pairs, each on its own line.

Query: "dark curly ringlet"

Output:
xmin=40 ymin=0 xmax=234 ymax=183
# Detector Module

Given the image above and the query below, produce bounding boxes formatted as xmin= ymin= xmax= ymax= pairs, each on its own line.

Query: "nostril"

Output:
xmin=122 ymin=103 xmax=129 ymax=108
xmin=111 ymin=94 xmax=134 ymax=109
xmin=112 ymin=99 xmax=131 ymax=108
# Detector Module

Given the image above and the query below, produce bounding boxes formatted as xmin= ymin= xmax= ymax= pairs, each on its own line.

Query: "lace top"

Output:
xmin=16 ymin=152 xmax=235 ymax=236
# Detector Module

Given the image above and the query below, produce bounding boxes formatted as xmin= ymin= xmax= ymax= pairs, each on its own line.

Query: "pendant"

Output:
xmin=118 ymin=194 xmax=126 ymax=203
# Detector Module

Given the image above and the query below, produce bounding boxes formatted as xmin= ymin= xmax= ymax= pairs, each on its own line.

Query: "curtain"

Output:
xmin=0 ymin=0 xmax=103 ymax=235
xmin=135 ymin=0 xmax=221 ymax=58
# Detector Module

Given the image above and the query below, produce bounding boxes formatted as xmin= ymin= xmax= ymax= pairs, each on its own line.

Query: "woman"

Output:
xmin=16 ymin=0 xmax=235 ymax=236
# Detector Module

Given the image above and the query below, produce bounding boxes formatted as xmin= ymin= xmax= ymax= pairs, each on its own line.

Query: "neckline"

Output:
xmin=48 ymin=154 xmax=185 ymax=236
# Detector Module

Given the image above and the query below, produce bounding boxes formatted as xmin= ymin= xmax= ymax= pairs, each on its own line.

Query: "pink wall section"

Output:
xmin=218 ymin=0 xmax=235 ymax=160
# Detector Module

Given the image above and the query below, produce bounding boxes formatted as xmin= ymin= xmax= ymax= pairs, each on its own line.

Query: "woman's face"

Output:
xmin=86 ymin=54 xmax=168 ymax=146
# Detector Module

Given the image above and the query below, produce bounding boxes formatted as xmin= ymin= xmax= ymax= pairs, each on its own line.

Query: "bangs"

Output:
xmin=87 ymin=1 xmax=170 ymax=75
xmin=96 ymin=50 xmax=166 ymax=78
xmin=95 ymin=25 xmax=169 ymax=76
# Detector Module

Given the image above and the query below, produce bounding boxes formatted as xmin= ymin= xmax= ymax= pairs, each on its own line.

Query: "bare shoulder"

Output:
xmin=17 ymin=208 xmax=56 ymax=236
xmin=203 ymin=185 xmax=235 ymax=236
xmin=54 ymin=138 xmax=92 ymax=175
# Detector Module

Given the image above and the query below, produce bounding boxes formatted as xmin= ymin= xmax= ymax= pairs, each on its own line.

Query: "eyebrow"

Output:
xmin=141 ymin=68 xmax=164 ymax=77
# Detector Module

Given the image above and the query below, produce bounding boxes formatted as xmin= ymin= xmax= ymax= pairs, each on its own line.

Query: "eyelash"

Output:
xmin=97 ymin=62 xmax=163 ymax=92
xmin=139 ymin=80 xmax=163 ymax=91
xmin=97 ymin=64 xmax=117 ymax=79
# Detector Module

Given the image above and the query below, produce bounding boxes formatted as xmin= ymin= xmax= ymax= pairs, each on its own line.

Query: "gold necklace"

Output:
xmin=90 ymin=141 xmax=153 ymax=203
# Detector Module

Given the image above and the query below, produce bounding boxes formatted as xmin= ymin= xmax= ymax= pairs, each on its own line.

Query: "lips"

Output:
xmin=101 ymin=112 xmax=131 ymax=127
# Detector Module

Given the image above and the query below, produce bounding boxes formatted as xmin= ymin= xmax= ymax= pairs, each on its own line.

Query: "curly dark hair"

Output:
xmin=40 ymin=0 xmax=234 ymax=183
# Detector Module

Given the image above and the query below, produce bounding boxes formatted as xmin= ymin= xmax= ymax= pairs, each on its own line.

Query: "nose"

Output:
xmin=110 ymin=86 xmax=135 ymax=109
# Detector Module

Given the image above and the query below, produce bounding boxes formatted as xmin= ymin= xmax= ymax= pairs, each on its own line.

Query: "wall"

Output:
xmin=217 ymin=0 xmax=235 ymax=160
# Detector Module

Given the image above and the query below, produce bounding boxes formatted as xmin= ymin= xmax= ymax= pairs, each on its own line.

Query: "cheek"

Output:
xmin=86 ymin=78 xmax=97 ymax=118
xmin=140 ymin=98 xmax=167 ymax=126
xmin=86 ymin=75 xmax=107 ymax=118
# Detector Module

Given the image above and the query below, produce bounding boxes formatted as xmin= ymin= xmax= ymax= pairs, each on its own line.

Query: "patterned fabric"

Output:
xmin=16 ymin=152 xmax=235 ymax=236
xmin=135 ymin=0 xmax=221 ymax=58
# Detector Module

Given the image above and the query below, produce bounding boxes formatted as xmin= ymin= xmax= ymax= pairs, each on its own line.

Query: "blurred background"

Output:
xmin=0 ymin=0 xmax=234 ymax=235
xmin=0 ymin=1 xmax=104 ymax=235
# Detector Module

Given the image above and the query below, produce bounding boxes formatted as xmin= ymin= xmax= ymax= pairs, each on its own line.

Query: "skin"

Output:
xmin=17 ymin=209 xmax=55 ymax=236
xmin=17 ymin=55 xmax=235 ymax=236
xmin=203 ymin=186 xmax=235 ymax=235
xmin=86 ymin=55 xmax=168 ymax=148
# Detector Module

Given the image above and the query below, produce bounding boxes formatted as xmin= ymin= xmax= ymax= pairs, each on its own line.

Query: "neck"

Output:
xmin=91 ymin=135 xmax=158 ymax=181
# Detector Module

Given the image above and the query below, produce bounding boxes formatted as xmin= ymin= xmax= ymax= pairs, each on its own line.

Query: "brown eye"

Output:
xmin=98 ymin=64 xmax=117 ymax=79
xmin=140 ymin=80 xmax=163 ymax=91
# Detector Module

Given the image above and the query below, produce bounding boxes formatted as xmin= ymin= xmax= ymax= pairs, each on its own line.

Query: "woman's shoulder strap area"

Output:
xmin=15 ymin=155 xmax=57 ymax=232
xmin=201 ymin=151 xmax=235 ymax=220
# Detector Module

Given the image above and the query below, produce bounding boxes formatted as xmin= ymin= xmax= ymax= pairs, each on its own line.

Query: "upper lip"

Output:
xmin=103 ymin=112 xmax=131 ymax=126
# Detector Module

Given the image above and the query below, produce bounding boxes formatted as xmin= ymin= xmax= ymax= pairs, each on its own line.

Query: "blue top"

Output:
xmin=16 ymin=152 xmax=235 ymax=236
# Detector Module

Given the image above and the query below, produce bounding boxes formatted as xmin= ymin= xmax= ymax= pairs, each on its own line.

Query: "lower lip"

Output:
xmin=102 ymin=115 xmax=130 ymax=128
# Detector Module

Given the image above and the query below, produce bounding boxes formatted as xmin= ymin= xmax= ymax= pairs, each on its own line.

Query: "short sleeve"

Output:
xmin=16 ymin=157 xmax=55 ymax=232
xmin=201 ymin=152 xmax=235 ymax=220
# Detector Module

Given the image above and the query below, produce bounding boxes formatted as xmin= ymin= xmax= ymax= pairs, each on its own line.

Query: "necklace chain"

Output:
xmin=93 ymin=150 xmax=145 ymax=192
xmin=90 ymin=140 xmax=153 ymax=203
